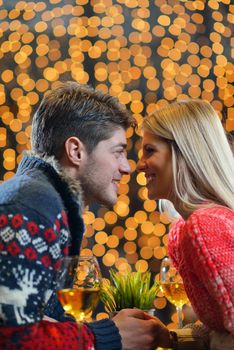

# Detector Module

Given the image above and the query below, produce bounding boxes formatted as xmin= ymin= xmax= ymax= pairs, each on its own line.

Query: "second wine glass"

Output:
xmin=159 ymin=256 xmax=189 ymax=328
xmin=57 ymin=255 xmax=102 ymax=322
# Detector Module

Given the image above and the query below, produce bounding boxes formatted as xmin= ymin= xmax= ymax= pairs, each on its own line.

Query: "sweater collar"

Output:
xmin=20 ymin=151 xmax=84 ymax=211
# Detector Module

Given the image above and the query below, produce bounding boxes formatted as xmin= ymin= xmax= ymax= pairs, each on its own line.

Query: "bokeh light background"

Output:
xmin=0 ymin=0 xmax=233 ymax=327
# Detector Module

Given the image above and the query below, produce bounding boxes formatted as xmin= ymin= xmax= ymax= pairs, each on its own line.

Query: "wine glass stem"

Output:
xmin=176 ymin=306 xmax=183 ymax=328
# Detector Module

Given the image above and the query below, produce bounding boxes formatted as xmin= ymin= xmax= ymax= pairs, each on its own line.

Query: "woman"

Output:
xmin=137 ymin=99 xmax=234 ymax=349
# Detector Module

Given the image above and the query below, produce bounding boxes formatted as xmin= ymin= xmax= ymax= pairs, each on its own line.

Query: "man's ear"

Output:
xmin=64 ymin=137 xmax=86 ymax=166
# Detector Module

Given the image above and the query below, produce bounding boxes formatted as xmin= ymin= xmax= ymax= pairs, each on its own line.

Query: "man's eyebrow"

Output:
xmin=111 ymin=143 xmax=127 ymax=149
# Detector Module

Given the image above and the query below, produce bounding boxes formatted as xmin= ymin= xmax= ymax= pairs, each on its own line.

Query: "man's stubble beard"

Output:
xmin=78 ymin=161 xmax=116 ymax=208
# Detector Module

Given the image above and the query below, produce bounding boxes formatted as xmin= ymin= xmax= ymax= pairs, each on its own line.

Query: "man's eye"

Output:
xmin=116 ymin=149 xmax=125 ymax=154
xmin=114 ymin=149 xmax=126 ymax=158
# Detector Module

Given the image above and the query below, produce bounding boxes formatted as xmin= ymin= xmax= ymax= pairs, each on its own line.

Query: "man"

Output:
xmin=0 ymin=82 xmax=170 ymax=350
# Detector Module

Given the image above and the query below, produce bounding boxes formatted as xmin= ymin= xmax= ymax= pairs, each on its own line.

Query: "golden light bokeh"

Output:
xmin=0 ymin=0 xmax=233 ymax=326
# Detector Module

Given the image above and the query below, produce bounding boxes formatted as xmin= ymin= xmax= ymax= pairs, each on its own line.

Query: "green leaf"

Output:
xmin=100 ymin=269 xmax=160 ymax=311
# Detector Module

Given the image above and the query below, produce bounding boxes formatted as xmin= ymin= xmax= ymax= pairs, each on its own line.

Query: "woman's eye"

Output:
xmin=144 ymin=146 xmax=154 ymax=154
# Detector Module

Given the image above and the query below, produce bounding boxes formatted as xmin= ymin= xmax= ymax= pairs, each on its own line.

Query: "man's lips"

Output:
xmin=112 ymin=179 xmax=121 ymax=184
xmin=112 ymin=179 xmax=120 ymax=191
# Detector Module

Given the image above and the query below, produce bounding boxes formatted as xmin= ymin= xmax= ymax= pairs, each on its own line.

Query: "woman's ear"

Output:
xmin=64 ymin=136 xmax=86 ymax=167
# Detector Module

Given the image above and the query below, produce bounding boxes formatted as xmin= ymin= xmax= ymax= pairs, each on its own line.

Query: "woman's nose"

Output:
xmin=136 ymin=157 xmax=146 ymax=172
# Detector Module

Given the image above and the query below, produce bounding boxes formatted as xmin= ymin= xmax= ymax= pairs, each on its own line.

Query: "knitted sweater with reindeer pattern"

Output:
xmin=0 ymin=154 xmax=121 ymax=350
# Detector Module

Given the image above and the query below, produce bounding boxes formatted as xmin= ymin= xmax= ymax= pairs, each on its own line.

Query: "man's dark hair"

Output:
xmin=32 ymin=81 xmax=135 ymax=158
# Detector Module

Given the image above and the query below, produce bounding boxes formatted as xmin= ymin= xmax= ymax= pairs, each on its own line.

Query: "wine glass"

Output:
xmin=56 ymin=255 xmax=102 ymax=322
xmin=159 ymin=256 xmax=189 ymax=328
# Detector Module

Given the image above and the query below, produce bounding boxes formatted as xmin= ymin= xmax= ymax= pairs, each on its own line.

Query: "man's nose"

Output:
xmin=120 ymin=156 xmax=131 ymax=174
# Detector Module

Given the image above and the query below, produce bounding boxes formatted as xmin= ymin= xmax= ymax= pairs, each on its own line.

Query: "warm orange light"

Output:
xmin=0 ymin=0 xmax=232 ymax=325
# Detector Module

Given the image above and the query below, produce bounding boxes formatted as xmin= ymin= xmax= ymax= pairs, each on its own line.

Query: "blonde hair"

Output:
xmin=143 ymin=99 xmax=234 ymax=212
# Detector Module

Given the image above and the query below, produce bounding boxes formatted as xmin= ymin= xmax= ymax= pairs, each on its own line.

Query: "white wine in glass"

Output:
xmin=160 ymin=257 xmax=189 ymax=328
xmin=57 ymin=255 xmax=102 ymax=322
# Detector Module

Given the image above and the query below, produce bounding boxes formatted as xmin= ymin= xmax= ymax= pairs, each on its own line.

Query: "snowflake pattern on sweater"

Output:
xmin=0 ymin=155 xmax=121 ymax=350
xmin=0 ymin=211 xmax=69 ymax=325
xmin=168 ymin=206 xmax=234 ymax=334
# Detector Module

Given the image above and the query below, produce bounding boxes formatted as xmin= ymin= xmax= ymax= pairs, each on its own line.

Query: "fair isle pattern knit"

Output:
xmin=0 ymin=211 xmax=69 ymax=325
xmin=0 ymin=155 xmax=121 ymax=350
xmin=168 ymin=206 xmax=234 ymax=334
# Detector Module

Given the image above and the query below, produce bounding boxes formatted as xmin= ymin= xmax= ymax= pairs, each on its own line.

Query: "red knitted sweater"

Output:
xmin=168 ymin=206 xmax=234 ymax=334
